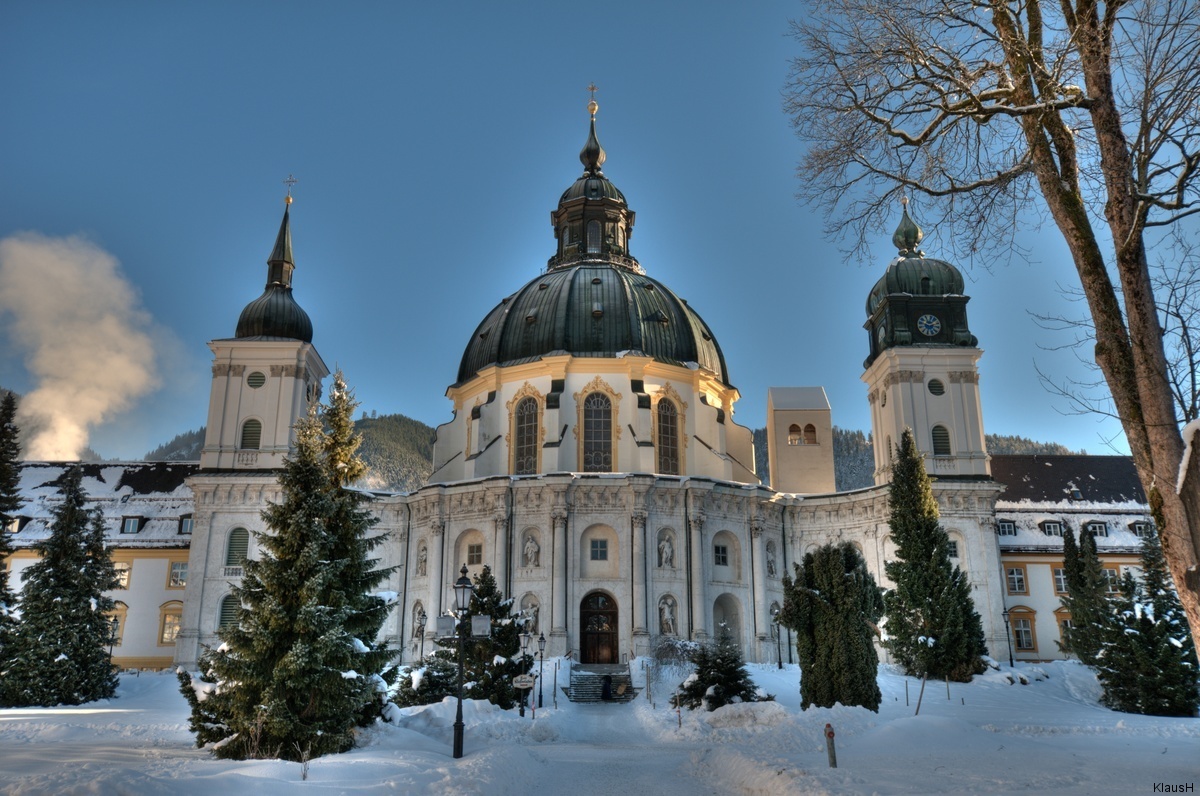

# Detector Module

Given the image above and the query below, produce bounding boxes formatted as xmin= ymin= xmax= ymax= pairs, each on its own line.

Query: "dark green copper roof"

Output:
xmin=235 ymin=204 xmax=314 ymax=342
xmin=456 ymin=262 xmax=729 ymax=385
xmin=456 ymin=100 xmax=729 ymax=387
xmin=866 ymin=206 xmax=966 ymax=315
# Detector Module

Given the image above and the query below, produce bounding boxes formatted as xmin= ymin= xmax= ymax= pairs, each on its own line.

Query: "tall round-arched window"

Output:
xmin=239 ymin=419 xmax=262 ymax=450
xmin=657 ymin=399 xmax=680 ymax=475
xmin=932 ymin=425 xmax=952 ymax=456
xmin=803 ymin=424 xmax=817 ymax=444
xmin=514 ymin=397 xmax=539 ymax=475
xmin=583 ymin=392 xmax=612 ymax=472
xmin=218 ymin=595 xmax=239 ymax=629
xmin=225 ymin=528 xmax=249 ymax=568
xmin=586 ymin=220 xmax=601 ymax=254
xmin=787 ymin=424 xmax=801 ymax=446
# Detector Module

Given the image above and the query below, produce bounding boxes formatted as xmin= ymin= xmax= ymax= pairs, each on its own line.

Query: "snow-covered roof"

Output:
xmin=767 ymin=386 xmax=830 ymax=411
xmin=9 ymin=462 xmax=198 ymax=549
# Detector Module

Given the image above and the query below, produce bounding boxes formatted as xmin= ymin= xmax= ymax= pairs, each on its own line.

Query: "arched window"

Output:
xmin=586 ymin=220 xmax=601 ymax=253
xmin=239 ymin=419 xmax=262 ymax=450
xmin=803 ymin=424 xmax=817 ymax=444
xmin=583 ymin=392 xmax=613 ymax=472
xmin=225 ymin=527 xmax=249 ymax=573
xmin=513 ymin=397 xmax=539 ymax=475
xmin=218 ymin=595 xmax=239 ymax=629
xmin=787 ymin=424 xmax=801 ymax=446
xmin=932 ymin=425 xmax=951 ymax=456
xmin=656 ymin=399 xmax=680 ymax=475
xmin=159 ymin=601 xmax=183 ymax=645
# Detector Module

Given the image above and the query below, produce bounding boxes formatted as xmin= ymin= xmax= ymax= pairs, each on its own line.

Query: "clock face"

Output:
xmin=916 ymin=314 xmax=942 ymax=336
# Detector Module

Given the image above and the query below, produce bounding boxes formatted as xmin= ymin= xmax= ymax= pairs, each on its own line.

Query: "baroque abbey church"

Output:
xmin=7 ymin=102 xmax=1156 ymax=671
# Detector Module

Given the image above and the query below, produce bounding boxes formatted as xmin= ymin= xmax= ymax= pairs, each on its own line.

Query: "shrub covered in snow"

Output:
xmin=671 ymin=627 xmax=773 ymax=712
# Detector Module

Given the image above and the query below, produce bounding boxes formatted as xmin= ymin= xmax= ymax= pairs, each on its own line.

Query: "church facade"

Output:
xmin=173 ymin=101 xmax=1012 ymax=669
xmin=4 ymin=102 xmax=1157 ymax=670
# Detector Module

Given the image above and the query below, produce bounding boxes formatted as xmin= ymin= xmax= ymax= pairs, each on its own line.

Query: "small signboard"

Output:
xmin=436 ymin=616 xmax=455 ymax=638
xmin=512 ymin=674 xmax=536 ymax=689
xmin=471 ymin=615 xmax=492 ymax=638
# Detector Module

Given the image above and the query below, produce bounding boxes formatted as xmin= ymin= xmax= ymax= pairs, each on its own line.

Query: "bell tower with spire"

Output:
xmin=199 ymin=187 xmax=329 ymax=470
xmin=862 ymin=202 xmax=989 ymax=484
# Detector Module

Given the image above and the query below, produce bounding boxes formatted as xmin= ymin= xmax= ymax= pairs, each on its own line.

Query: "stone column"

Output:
xmin=689 ymin=511 xmax=708 ymax=640
xmin=429 ymin=519 xmax=445 ymax=618
xmin=494 ymin=514 xmax=509 ymax=591
xmin=632 ymin=510 xmax=648 ymax=636
xmin=552 ymin=510 xmax=568 ymax=637
xmin=750 ymin=513 xmax=767 ymax=643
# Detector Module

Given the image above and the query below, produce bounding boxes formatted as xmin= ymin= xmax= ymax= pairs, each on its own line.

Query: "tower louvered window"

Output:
xmin=931 ymin=425 xmax=951 ymax=456
xmin=225 ymin=528 xmax=249 ymax=568
xmin=657 ymin=399 xmax=680 ymax=475
xmin=219 ymin=595 xmax=239 ymax=629
xmin=514 ymin=397 xmax=538 ymax=475
xmin=583 ymin=392 xmax=612 ymax=472
xmin=240 ymin=419 xmax=262 ymax=450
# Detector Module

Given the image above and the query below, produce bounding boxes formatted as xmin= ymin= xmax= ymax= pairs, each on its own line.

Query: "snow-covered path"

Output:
xmin=1 ymin=662 xmax=1197 ymax=795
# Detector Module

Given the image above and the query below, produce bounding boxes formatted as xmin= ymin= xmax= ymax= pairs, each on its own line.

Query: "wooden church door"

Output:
xmin=580 ymin=592 xmax=618 ymax=664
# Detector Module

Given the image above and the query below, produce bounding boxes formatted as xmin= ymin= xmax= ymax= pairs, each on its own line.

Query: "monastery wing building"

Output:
xmin=5 ymin=102 xmax=1157 ymax=669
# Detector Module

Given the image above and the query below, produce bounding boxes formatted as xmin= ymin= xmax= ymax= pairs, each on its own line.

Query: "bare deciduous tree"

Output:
xmin=785 ymin=0 xmax=1200 ymax=651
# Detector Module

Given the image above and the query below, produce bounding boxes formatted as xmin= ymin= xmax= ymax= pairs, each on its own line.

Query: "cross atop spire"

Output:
xmin=283 ymin=174 xmax=298 ymax=205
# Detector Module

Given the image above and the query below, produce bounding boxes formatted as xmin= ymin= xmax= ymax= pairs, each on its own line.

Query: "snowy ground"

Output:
xmin=0 ymin=660 xmax=1196 ymax=795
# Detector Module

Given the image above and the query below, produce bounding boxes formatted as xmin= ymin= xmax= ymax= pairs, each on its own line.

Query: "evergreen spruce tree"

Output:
xmin=181 ymin=371 xmax=397 ymax=761
xmin=0 ymin=393 xmax=22 ymax=651
xmin=1057 ymin=526 xmax=1110 ymax=666
xmin=1 ymin=466 xmax=118 ymax=707
xmin=390 ymin=654 xmax=460 ymax=708
xmin=420 ymin=565 xmax=533 ymax=710
xmin=882 ymin=429 xmax=987 ymax=682
xmin=1095 ymin=530 xmax=1199 ymax=716
xmin=671 ymin=626 xmax=769 ymax=711
xmin=779 ymin=541 xmax=883 ymax=711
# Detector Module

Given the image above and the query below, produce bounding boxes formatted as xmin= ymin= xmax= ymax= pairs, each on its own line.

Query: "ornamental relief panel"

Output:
xmin=883 ymin=369 xmax=924 ymax=388
xmin=948 ymin=371 xmax=980 ymax=384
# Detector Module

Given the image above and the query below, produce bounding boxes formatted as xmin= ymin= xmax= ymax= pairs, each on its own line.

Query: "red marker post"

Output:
xmin=825 ymin=723 xmax=837 ymax=769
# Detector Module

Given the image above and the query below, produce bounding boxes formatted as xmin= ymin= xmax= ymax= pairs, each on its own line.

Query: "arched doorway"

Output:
xmin=580 ymin=591 xmax=618 ymax=664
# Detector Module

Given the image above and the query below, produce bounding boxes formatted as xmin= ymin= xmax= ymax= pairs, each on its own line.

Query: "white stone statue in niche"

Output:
xmin=416 ymin=543 xmax=427 ymax=576
xmin=659 ymin=596 xmax=676 ymax=635
xmin=658 ymin=536 xmax=674 ymax=568
xmin=766 ymin=542 xmax=777 ymax=578
xmin=520 ymin=596 xmax=540 ymax=633
xmin=524 ymin=534 xmax=540 ymax=567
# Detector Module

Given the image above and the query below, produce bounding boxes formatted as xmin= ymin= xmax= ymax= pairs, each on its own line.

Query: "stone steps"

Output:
xmin=567 ymin=665 xmax=640 ymax=703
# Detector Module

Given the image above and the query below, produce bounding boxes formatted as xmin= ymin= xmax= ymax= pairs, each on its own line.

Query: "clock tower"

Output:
xmin=862 ymin=203 xmax=988 ymax=484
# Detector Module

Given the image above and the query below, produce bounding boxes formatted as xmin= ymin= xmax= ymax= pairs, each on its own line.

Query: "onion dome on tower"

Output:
xmin=235 ymin=197 xmax=314 ymax=342
xmin=455 ymin=99 xmax=730 ymax=387
xmin=863 ymin=200 xmax=976 ymax=368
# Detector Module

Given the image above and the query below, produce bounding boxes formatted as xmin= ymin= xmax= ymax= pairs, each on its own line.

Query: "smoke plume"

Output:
xmin=0 ymin=233 xmax=159 ymax=460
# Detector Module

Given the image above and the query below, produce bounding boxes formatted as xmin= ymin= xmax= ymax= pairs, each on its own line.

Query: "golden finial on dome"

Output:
xmin=283 ymin=174 xmax=298 ymax=205
xmin=587 ymin=82 xmax=598 ymax=118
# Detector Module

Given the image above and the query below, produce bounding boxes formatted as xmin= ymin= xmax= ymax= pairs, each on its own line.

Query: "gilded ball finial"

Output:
xmin=285 ymin=194 xmax=293 ymax=205
xmin=588 ymin=99 xmax=598 ymax=117
xmin=900 ymin=195 xmax=909 ymax=207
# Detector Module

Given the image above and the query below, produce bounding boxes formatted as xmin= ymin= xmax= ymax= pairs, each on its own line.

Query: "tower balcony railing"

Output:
xmin=223 ymin=566 xmax=244 ymax=578
xmin=235 ymin=451 xmax=259 ymax=467
xmin=546 ymin=250 xmax=644 ymax=274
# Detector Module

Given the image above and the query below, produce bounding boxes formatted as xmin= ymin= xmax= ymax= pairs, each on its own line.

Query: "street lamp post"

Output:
xmin=537 ymin=632 xmax=546 ymax=708
xmin=770 ymin=606 xmax=782 ymax=670
xmin=416 ymin=609 xmax=427 ymax=661
xmin=107 ymin=617 xmax=119 ymax=668
xmin=1001 ymin=608 xmax=1014 ymax=668
xmin=452 ymin=565 xmax=474 ymax=759
xmin=518 ymin=630 xmax=531 ymax=717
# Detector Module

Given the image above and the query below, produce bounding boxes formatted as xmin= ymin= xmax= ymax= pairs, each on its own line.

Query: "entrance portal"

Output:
xmin=580 ymin=592 xmax=618 ymax=664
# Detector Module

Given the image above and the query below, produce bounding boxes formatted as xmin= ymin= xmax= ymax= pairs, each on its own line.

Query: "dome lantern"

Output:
xmin=235 ymin=195 xmax=314 ymax=342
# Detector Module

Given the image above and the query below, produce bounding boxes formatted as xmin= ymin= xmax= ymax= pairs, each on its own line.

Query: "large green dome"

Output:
xmin=456 ymin=262 xmax=729 ymax=386
xmin=456 ymin=102 xmax=729 ymax=387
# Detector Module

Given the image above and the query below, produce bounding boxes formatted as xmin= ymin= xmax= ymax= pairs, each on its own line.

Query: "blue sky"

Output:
xmin=0 ymin=1 xmax=1127 ymax=460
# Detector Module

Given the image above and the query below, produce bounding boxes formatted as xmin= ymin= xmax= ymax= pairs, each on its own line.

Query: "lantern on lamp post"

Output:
xmin=537 ymin=632 xmax=546 ymax=708
xmin=451 ymin=565 xmax=474 ymax=759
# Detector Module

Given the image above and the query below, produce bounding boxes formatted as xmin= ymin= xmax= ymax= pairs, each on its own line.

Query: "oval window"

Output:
xmin=247 ymin=371 xmax=266 ymax=388
xmin=928 ymin=379 xmax=945 ymax=396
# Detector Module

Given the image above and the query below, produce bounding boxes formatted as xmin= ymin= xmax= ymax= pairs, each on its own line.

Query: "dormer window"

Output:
xmin=178 ymin=514 xmax=194 ymax=535
xmin=996 ymin=520 xmax=1017 ymax=536
xmin=1131 ymin=521 xmax=1153 ymax=539
xmin=6 ymin=516 xmax=32 ymax=534
xmin=1041 ymin=520 xmax=1064 ymax=537
xmin=1085 ymin=521 xmax=1107 ymax=538
xmin=121 ymin=517 xmax=143 ymax=535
